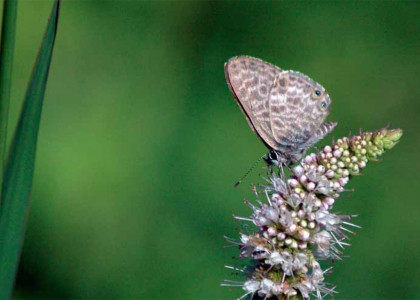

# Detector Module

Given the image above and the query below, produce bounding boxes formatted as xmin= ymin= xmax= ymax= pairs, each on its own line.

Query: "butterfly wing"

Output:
xmin=224 ymin=56 xmax=282 ymax=150
xmin=269 ymin=70 xmax=334 ymax=153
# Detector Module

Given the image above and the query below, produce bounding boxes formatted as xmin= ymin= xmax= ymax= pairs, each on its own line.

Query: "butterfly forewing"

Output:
xmin=225 ymin=56 xmax=281 ymax=150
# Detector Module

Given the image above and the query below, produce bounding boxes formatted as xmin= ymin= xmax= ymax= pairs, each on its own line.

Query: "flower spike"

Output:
xmin=224 ymin=128 xmax=402 ymax=299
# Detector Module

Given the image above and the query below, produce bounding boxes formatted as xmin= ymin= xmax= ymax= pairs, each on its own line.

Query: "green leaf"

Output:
xmin=0 ymin=1 xmax=60 ymax=298
xmin=0 ymin=0 xmax=18 ymax=202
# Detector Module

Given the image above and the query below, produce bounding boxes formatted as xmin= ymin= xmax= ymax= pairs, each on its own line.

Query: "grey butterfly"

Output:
xmin=225 ymin=56 xmax=337 ymax=166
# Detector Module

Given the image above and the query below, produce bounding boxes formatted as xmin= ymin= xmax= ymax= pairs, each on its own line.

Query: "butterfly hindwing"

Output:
xmin=269 ymin=70 xmax=332 ymax=152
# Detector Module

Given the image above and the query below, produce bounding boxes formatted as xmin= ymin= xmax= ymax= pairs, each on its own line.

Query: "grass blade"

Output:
xmin=0 ymin=0 xmax=18 ymax=202
xmin=0 ymin=1 xmax=60 ymax=298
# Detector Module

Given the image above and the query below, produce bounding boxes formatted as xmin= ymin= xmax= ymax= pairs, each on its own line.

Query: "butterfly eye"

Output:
xmin=311 ymin=89 xmax=322 ymax=100
xmin=268 ymin=150 xmax=279 ymax=162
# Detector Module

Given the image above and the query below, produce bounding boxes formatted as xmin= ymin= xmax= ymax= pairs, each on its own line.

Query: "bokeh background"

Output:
xmin=5 ymin=1 xmax=419 ymax=299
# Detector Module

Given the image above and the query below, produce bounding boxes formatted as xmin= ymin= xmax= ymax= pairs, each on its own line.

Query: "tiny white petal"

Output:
xmin=260 ymin=279 xmax=274 ymax=295
xmin=271 ymin=193 xmax=281 ymax=202
xmin=257 ymin=216 xmax=269 ymax=226
xmin=300 ymin=175 xmax=308 ymax=183
xmin=269 ymin=251 xmax=283 ymax=265
xmin=293 ymin=165 xmax=304 ymax=177
xmin=243 ymin=280 xmax=260 ymax=293
xmin=240 ymin=234 xmax=249 ymax=244
xmin=265 ymin=207 xmax=279 ymax=222
xmin=272 ymin=284 xmax=283 ymax=295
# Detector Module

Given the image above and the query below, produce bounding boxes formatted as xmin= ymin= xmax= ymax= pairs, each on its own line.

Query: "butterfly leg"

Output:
xmin=279 ymin=162 xmax=294 ymax=195
xmin=279 ymin=162 xmax=285 ymax=182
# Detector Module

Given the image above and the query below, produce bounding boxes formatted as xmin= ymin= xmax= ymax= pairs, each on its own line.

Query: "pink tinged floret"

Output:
xmin=338 ymin=177 xmax=348 ymax=187
xmin=333 ymin=149 xmax=342 ymax=157
xmin=325 ymin=169 xmax=335 ymax=178
xmin=288 ymin=178 xmax=299 ymax=188
xmin=300 ymin=174 xmax=308 ymax=183
xmin=325 ymin=197 xmax=335 ymax=206
xmin=293 ymin=165 xmax=305 ymax=177
xmin=317 ymin=165 xmax=326 ymax=174
xmin=304 ymin=155 xmax=312 ymax=164
xmin=299 ymin=241 xmax=308 ymax=249
xmin=324 ymin=145 xmax=332 ymax=153
xmin=299 ymin=228 xmax=311 ymax=241
xmin=267 ymin=227 xmax=277 ymax=236
xmin=307 ymin=182 xmax=316 ymax=191
xmin=277 ymin=232 xmax=286 ymax=240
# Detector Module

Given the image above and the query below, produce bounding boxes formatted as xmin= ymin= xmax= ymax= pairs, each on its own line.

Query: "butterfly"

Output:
xmin=225 ymin=56 xmax=337 ymax=167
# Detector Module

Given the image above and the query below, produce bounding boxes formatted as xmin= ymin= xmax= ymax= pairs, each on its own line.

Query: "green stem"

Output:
xmin=0 ymin=0 xmax=18 ymax=204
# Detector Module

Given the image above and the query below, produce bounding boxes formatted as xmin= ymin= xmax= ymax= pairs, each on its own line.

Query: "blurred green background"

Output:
xmin=5 ymin=1 xmax=419 ymax=299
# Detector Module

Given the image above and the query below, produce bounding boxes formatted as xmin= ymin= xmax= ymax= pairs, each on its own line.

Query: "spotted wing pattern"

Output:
xmin=268 ymin=70 xmax=334 ymax=154
xmin=225 ymin=55 xmax=336 ymax=162
xmin=224 ymin=56 xmax=282 ymax=149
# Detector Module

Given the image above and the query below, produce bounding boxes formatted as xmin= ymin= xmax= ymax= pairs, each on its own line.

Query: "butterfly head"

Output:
xmin=264 ymin=149 xmax=304 ymax=167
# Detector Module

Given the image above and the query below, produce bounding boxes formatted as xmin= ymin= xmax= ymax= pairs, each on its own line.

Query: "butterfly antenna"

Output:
xmin=234 ymin=154 xmax=266 ymax=188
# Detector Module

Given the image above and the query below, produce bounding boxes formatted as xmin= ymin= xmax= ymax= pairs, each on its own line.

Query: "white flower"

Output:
xmin=243 ymin=280 xmax=260 ymax=293
xmin=259 ymin=278 xmax=274 ymax=296
xmin=311 ymin=231 xmax=332 ymax=258
xmin=293 ymin=253 xmax=308 ymax=271
xmin=268 ymin=251 xmax=282 ymax=265
xmin=279 ymin=251 xmax=294 ymax=276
